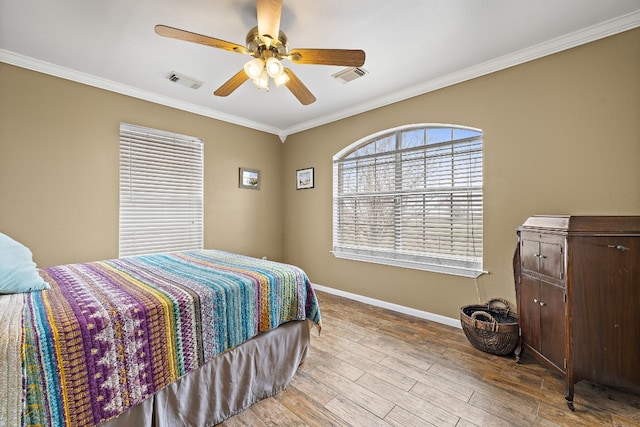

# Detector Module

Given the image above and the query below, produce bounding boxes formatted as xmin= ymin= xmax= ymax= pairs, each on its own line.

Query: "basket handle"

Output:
xmin=486 ymin=298 xmax=511 ymax=315
xmin=471 ymin=310 xmax=498 ymax=332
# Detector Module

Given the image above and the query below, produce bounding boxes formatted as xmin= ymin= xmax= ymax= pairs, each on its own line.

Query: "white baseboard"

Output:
xmin=311 ymin=283 xmax=462 ymax=329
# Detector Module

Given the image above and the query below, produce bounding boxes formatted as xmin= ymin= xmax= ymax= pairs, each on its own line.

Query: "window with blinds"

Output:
xmin=333 ymin=124 xmax=483 ymax=277
xmin=119 ymin=123 xmax=203 ymax=257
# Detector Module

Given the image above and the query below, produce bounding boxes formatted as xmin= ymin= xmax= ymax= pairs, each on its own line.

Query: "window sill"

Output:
xmin=332 ymin=250 xmax=487 ymax=278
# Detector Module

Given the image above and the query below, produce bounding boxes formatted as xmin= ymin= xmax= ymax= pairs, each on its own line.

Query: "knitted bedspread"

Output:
xmin=17 ymin=250 xmax=321 ymax=427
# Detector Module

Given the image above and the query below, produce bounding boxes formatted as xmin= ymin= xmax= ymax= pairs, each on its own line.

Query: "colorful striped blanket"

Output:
xmin=9 ymin=250 xmax=321 ymax=427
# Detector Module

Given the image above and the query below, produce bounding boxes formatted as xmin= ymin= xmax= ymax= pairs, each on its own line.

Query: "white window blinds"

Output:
xmin=119 ymin=123 xmax=204 ymax=257
xmin=333 ymin=125 xmax=483 ymax=277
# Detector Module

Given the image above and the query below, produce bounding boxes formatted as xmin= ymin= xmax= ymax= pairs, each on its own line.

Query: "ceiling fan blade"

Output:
xmin=288 ymin=48 xmax=365 ymax=67
xmin=283 ymin=68 xmax=316 ymax=105
xmin=155 ymin=25 xmax=249 ymax=55
xmin=214 ymin=69 xmax=250 ymax=97
xmin=256 ymin=0 xmax=282 ymax=46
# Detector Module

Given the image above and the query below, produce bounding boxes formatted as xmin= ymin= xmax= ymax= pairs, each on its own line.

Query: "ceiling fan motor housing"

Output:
xmin=246 ymin=26 xmax=289 ymax=58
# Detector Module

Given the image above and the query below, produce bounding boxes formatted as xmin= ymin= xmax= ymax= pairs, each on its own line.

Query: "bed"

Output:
xmin=0 ymin=243 xmax=321 ymax=427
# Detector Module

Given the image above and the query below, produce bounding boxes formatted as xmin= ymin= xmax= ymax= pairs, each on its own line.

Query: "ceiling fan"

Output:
xmin=155 ymin=0 xmax=366 ymax=105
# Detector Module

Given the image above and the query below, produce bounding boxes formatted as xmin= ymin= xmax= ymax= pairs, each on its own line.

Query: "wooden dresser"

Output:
xmin=514 ymin=215 xmax=640 ymax=410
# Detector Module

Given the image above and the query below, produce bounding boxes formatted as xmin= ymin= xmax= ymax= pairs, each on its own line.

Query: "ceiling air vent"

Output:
xmin=167 ymin=71 xmax=203 ymax=89
xmin=332 ymin=67 xmax=368 ymax=84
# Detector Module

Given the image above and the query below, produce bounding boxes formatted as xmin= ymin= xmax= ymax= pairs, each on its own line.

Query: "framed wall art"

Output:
xmin=239 ymin=167 xmax=260 ymax=190
xmin=296 ymin=167 xmax=314 ymax=190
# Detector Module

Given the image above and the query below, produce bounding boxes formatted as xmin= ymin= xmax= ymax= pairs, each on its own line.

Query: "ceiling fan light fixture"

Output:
xmin=265 ymin=57 xmax=284 ymax=78
xmin=244 ymin=58 xmax=264 ymax=80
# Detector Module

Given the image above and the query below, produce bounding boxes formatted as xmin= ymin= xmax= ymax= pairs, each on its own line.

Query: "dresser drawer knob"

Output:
xmin=608 ymin=245 xmax=630 ymax=251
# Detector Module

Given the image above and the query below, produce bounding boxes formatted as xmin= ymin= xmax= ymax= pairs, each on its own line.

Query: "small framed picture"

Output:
xmin=239 ymin=167 xmax=260 ymax=190
xmin=296 ymin=167 xmax=314 ymax=190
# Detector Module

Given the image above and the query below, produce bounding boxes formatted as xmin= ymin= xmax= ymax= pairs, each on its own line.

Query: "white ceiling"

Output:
xmin=1 ymin=0 xmax=639 ymax=140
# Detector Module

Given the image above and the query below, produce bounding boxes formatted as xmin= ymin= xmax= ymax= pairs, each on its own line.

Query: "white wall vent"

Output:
xmin=332 ymin=67 xmax=368 ymax=84
xmin=167 ymin=71 xmax=203 ymax=89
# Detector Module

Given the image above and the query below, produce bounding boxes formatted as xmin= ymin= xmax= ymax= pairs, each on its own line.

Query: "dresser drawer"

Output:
xmin=520 ymin=232 xmax=564 ymax=280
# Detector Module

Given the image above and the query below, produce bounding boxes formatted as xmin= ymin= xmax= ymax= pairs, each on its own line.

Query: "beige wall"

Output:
xmin=283 ymin=28 xmax=640 ymax=319
xmin=1 ymin=28 xmax=638 ymax=320
xmin=0 ymin=64 xmax=283 ymax=267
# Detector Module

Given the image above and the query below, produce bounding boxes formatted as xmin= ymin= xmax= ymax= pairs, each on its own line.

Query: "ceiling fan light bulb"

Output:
xmin=265 ymin=57 xmax=284 ymax=78
xmin=256 ymin=69 xmax=269 ymax=90
xmin=274 ymin=72 xmax=290 ymax=87
xmin=244 ymin=58 xmax=264 ymax=79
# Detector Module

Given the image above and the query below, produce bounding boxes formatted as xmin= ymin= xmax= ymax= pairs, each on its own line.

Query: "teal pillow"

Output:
xmin=0 ymin=232 xmax=50 ymax=294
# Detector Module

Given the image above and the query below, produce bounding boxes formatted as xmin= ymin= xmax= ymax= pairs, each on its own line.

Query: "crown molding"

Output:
xmin=2 ymin=9 xmax=638 ymax=140
xmin=0 ymin=50 xmax=282 ymax=136
xmin=281 ymin=10 xmax=640 ymax=137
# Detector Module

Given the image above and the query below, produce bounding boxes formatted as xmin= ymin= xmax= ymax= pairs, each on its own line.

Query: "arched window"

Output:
xmin=332 ymin=124 xmax=483 ymax=277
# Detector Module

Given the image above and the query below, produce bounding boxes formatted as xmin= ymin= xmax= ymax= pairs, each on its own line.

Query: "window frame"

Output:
xmin=332 ymin=124 xmax=484 ymax=278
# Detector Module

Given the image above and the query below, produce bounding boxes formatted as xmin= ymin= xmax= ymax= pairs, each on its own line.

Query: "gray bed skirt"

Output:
xmin=100 ymin=320 xmax=312 ymax=427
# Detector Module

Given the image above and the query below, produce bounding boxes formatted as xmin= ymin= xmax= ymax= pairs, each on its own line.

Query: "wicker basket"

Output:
xmin=460 ymin=298 xmax=519 ymax=356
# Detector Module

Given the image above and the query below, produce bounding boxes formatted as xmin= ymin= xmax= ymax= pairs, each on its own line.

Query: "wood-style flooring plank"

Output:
xmin=324 ymin=394 xmax=392 ymax=427
xmin=355 ymin=372 xmax=460 ymax=426
xmin=409 ymin=380 xmax=516 ymax=427
xmin=244 ymin=397 xmax=307 ymax=426
xmin=273 ymin=386 xmax=347 ymax=427
xmin=336 ymin=351 xmax=417 ymax=392
xmin=307 ymin=365 xmax=395 ymax=419
xmin=287 ymin=370 xmax=338 ymax=407
xmin=384 ymin=405 xmax=439 ymax=427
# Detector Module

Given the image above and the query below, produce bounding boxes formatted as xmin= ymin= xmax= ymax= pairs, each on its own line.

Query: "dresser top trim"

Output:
xmin=517 ymin=215 xmax=640 ymax=235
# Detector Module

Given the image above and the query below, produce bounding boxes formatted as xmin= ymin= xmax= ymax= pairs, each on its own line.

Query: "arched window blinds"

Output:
xmin=333 ymin=124 xmax=483 ymax=277
xmin=119 ymin=123 xmax=203 ymax=257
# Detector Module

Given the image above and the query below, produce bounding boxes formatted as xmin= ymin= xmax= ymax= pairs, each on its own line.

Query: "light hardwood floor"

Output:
xmin=220 ymin=291 xmax=640 ymax=426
